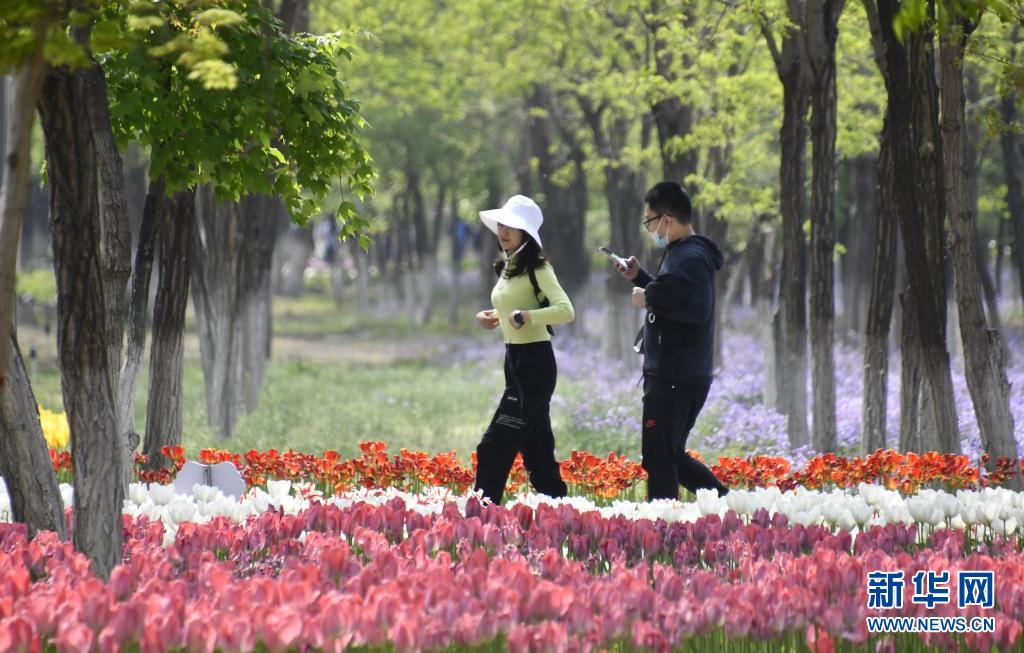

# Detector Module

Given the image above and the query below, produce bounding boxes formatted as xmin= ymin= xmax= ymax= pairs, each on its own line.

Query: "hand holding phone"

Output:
xmin=598 ymin=246 xmax=629 ymax=269
xmin=601 ymin=247 xmax=640 ymax=280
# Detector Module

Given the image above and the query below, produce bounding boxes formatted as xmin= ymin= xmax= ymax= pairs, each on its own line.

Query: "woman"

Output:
xmin=473 ymin=195 xmax=575 ymax=504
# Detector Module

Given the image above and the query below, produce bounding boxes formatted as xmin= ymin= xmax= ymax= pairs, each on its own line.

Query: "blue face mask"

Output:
xmin=650 ymin=217 xmax=669 ymax=248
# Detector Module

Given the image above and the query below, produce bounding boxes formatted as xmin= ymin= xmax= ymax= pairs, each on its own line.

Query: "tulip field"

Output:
xmin=2 ymin=442 xmax=1024 ymax=652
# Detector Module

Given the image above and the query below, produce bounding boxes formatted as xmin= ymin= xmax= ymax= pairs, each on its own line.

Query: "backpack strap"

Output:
xmin=527 ymin=267 xmax=555 ymax=336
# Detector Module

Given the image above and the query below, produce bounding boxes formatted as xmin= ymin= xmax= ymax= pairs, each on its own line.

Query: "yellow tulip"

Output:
xmin=38 ymin=405 xmax=70 ymax=450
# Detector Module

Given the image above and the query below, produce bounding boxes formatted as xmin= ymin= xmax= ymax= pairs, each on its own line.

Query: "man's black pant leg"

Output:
xmin=672 ymin=383 xmax=728 ymax=496
xmin=642 ymin=379 xmax=727 ymax=501
xmin=642 ymin=380 xmax=684 ymax=500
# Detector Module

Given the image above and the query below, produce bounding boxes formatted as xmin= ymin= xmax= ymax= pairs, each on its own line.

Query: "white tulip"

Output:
xmin=982 ymin=502 xmax=1001 ymax=525
xmin=267 ymin=480 xmax=291 ymax=501
xmin=149 ymin=483 xmax=177 ymax=506
xmin=250 ymin=490 xmax=271 ymax=514
xmin=128 ymin=483 xmax=150 ymax=506
xmin=193 ymin=484 xmax=222 ymax=503
xmin=60 ymin=484 xmax=74 ymax=509
xmin=695 ymin=489 xmax=722 ymax=516
xmin=169 ymin=502 xmax=197 ymax=525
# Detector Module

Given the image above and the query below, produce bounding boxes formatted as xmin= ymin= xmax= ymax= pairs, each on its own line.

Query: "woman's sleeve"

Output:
xmin=530 ymin=264 xmax=575 ymax=325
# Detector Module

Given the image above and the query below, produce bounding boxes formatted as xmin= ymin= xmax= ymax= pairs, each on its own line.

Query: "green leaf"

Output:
xmin=193 ymin=9 xmax=245 ymax=29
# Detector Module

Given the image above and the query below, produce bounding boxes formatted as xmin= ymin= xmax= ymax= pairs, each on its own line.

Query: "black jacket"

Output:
xmin=633 ymin=235 xmax=724 ymax=384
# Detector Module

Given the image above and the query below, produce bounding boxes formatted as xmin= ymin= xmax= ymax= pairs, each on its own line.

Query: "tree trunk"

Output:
xmin=939 ymin=21 xmax=1018 ymax=487
xmin=965 ymin=73 xmax=1004 ymax=343
xmin=419 ymin=180 xmax=446 ymax=325
xmin=143 ymin=190 xmax=195 ymax=469
xmin=449 ymin=193 xmax=465 ymax=326
xmin=777 ymin=64 xmax=810 ymax=450
xmin=0 ymin=330 xmax=66 ymax=539
xmin=1001 ymin=91 xmax=1024 ymax=312
xmin=877 ymin=0 xmax=959 ymax=453
xmin=78 ymin=61 xmax=135 ymax=493
xmin=526 ymin=86 xmax=589 ymax=314
xmin=861 ymin=117 xmax=898 ymax=454
xmin=0 ymin=51 xmax=46 ymax=388
xmin=601 ymin=164 xmax=644 ymax=362
xmin=191 ymin=188 xmax=262 ymax=439
xmin=118 ymin=177 xmax=164 ymax=443
xmin=350 ymin=238 xmax=370 ymax=311
xmin=652 ymin=96 xmax=698 ymax=186
xmin=806 ymin=0 xmax=844 ymax=453
xmin=842 ymin=155 xmax=878 ymax=340
xmin=39 ymin=66 xmax=122 ymax=579
xmin=649 ymin=3 xmax=699 ymax=187
xmin=581 ymin=101 xmax=644 ymax=362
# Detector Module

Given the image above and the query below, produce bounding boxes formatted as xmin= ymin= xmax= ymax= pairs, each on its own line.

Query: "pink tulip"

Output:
xmin=53 ymin=621 xmax=94 ymax=653
xmin=805 ymin=624 xmax=834 ymax=653
xmin=262 ymin=607 xmax=303 ymax=651
xmin=183 ymin=616 xmax=216 ymax=653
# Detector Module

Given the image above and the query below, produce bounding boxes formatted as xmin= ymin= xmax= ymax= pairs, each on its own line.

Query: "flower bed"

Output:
xmin=121 ymin=443 xmax=1024 ymax=500
xmin=10 ymin=436 xmax=1024 ymax=652
xmin=2 ymin=492 xmax=1023 ymax=652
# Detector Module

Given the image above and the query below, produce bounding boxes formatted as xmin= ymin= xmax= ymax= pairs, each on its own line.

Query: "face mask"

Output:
xmin=650 ymin=217 xmax=669 ymax=248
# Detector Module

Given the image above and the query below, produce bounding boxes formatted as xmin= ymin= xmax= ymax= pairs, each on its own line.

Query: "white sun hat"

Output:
xmin=479 ymin=195 xmax=543 ymax=248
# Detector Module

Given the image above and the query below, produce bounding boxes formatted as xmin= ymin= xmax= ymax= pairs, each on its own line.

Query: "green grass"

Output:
xmin=30 ymin=356 xmax=508 ymax=460
xmin=28 ymin=293 xmax=649 ymax=464
xmin=30 ymin=350 xmax=647 ymax=464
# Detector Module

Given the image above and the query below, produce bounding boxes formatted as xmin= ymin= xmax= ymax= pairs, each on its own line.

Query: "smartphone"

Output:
xmin=598 ymin=246 xmax=629 ymax=269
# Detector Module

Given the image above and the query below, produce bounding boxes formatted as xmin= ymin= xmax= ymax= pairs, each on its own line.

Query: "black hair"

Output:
xmin=644 ymin=181 xmax=693 ymax=224
xmin=493 ymin=233 xmax=548 ymax=278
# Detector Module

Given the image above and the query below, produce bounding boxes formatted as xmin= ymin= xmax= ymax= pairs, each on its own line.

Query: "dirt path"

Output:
xmin=15 ymin=325 xmax=453 ymax=369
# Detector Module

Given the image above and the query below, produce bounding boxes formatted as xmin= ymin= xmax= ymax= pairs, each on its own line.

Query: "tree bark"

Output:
xmin=582 ymin=101 xmax=644 ymax=362
xmin=1001 ymin=90 xmax=1024 ymax=312
xmin=76 ymin=59 xmax=136 ymax=492
xmin=449 ymin=193 xmax=465 ymax=326
xmin=876 ymin=0 xmax=959 ymax=453
xmin=191 ymin=188 xmax=243 ymax=438
xmin=965 ymin=72 xmax=1004 ymax=344
xmin=0 ymin=51 xmax=46 ymax=388
xmin=939 ymin=18 xmax=1018 ymax=487
xmin=528 ymin=86 xmax=589 ymax=307
xmin=0 ymin=330 xmax=66 ymax=539
xmin=860 ymin=118 xmax=897 ymax=454
xmin=143 ymin=190 xmax=195 ymax=469
xmin=191 ymin=190 xmax=283 ymax=438
xmin=39 ymin=66 xmax=122 ymax=579
xmin=806 ymin=0 xmax=845 ymax=453
xmin=416 ymin=174 xmax=443 ymax=326
xmin=842 ymin=155 xmax=878 ymax=340
xmin=776 ymin=54 xmax=810 ymax=450
xmin=649 ymin=0 xmax=699 ymax=187
xmin=118 ymin=178 xmax=164 ymax=437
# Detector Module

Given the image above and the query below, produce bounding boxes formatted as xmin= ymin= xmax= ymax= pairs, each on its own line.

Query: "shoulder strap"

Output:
xmin=527 ymin=267 xmax=555 ymax=336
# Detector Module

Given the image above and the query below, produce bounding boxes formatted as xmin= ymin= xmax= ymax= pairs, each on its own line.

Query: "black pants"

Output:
xmin=641 ymin=377 xmax=728 ymax=501
xmin=475 ymin=341 xmax=568 ymax=504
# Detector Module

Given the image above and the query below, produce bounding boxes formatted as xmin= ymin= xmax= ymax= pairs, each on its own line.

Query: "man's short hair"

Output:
xmin=644 ymin=181 xmax=692 ymax=224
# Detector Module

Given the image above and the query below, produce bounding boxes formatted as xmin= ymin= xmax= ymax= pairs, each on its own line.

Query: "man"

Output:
xmin=614 ymin=181 xmax=729 ymax=501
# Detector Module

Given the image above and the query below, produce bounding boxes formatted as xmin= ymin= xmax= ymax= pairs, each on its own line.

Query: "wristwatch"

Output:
xmin=513 ymin=310 xmax=525 ymax=326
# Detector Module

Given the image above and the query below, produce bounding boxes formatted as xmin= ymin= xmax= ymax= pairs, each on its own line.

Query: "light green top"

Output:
xmin=490 ymin=261 xmax=575 ymax=344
